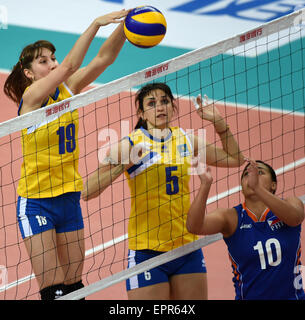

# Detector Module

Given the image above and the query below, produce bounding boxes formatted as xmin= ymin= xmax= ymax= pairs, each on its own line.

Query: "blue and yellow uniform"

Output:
xmin=17 ymin=83 xmax=84 ymax=238
xmin=224 ymin=203 xmax=305 ymax=300
xmin=17 ymin=82 xmax=83 ymax=198
xmin=125 ymin=127 xmax=206 ymax=290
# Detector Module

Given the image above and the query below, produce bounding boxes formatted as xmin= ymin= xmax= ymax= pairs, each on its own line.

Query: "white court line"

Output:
xmin=1 ymin=157 xmax=305 ymax=293
xmin=0 ymin=233 xmax=128 ymax=293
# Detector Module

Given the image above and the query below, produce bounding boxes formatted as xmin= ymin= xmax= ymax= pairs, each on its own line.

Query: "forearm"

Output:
xmin=254 ymin=186 xmax=304 ymax=226
xmin=96 ymin=22 xmax=126 ymax=65
xmin=187 ymin=183 xmax=211 ymax=235
xmin=214 ymin=118 xmax=245 ymax=165
xmin=62 ymin=20 xmax=100 ymax=72
xmin=82 ymin=163 xmax=125 ymax=201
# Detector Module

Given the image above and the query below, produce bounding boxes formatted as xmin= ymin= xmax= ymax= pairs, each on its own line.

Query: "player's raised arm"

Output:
xmin=192 ymin=95 xmax=245 ymax=167
xmin=244 ymin=160 xmax=304 ymax=226
xmin=66 ymin=10 xmax=128 ymax=94
xmin=186 ymin=164 xmax=237 ymax=237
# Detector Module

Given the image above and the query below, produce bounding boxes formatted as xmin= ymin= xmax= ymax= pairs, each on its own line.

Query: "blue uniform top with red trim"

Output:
xmin=224 ymin=203 xmax=305 ymax=300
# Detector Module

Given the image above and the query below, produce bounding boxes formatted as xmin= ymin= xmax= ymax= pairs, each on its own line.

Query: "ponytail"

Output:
xmin=4 ymin=61 xmax=31 ymax=104
xmin=134 ymin=117 xmax=147 ymax=130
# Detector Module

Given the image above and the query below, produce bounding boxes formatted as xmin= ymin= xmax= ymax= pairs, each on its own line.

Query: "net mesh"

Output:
xmin=0 ymin=9 xmax=304 ymax=300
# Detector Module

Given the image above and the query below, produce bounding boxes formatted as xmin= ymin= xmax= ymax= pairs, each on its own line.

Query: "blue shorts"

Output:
xmin=17 ymin=192 xmax=84 ymax=239
xmin=126 ymin=248 xmax=207 ymax=291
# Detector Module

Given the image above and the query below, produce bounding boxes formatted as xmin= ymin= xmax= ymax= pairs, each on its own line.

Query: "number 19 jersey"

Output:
xmin=17 ymin=83 xmax=83 ymax=198
xmin=125 ymin=127 xmax=197 ymax=252
xmin=224 ymin=203 xmax=305 ymax=300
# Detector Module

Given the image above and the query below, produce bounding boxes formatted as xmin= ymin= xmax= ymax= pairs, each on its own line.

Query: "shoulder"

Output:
xmin=59 ymin=82 xmax=74 ymax=97
xmin=284 ymin=196 xmax=305 ymax=225
xmin=222 ymin=206 xmax=239 ymax=238
xmin=284 ymin=196 xmax=304 ymax=208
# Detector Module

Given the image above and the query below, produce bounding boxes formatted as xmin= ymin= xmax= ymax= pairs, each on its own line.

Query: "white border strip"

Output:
xmin=0 ymin=9 xmax=304 ymax=138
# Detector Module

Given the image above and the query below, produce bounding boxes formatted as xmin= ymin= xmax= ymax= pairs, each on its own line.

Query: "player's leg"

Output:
xmin=17 ymin=196 xmax=66 ymax=299
xmin=169 ymin=249 xmax=208 ymax=300
xmin=23 ymin=229 xmax=66 ymax=297
xmin=127 ymin=281 xmax=170 ymax=300
xmin=56 ymin=229 xmax=85 ymax=285
xmin=126 ymin=249 xmax=170 ymax=300
xmin=170 ymin=273 xmax=208 ymax=300
xmin=55 ymin=192 xmax=85 ymax=297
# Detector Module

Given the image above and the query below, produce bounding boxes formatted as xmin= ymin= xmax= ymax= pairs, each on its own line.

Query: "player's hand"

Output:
xmin=246 ymin=159 xmax=259 ymax=191
xmin=192 ymin=94 xmax=223 ymax=124
xmin=198 ymin=165 xmax=213 ymax=185
xmin=193 ymin=155 xmax=213 ymax=185
xmin=95 ymin=9 xmax=128 ymax=27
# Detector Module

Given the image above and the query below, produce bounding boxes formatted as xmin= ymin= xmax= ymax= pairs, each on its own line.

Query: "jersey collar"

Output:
xmin=242 ymin=202 xmax=270 ymax=222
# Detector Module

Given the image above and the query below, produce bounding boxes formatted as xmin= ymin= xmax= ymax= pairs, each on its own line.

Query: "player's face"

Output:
xmin=25 ymin=48 xmax=59 ymax=81
xmin=241 ymin=163 xmax=276 ymax=196
xmin=141 ymin=89 xmax=174 ymax=129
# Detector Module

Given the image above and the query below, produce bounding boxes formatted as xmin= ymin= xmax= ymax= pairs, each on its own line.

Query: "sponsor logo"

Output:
xmin=145 ymin=63 xmax=169 ymax=79
xmin=239 ymin=28 xmax=263 ymax=43
xmin=240 ymin=223 xmax=252 ymax=229
xmin=45 ymin=101 xmax=70 ymax=117
xmin=103 ymin=1 xmax=303 ymax=23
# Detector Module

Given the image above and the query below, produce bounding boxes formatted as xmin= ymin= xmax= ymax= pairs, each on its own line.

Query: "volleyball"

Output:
xmin=124 ymin=6 xmax=167 ymax=48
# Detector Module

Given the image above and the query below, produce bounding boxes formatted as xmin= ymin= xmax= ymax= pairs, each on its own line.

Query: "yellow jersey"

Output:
xmin=17 ymin=83 xmax=83 ymax=198
xmin=125 ymin=126 xmax=197 ymax=252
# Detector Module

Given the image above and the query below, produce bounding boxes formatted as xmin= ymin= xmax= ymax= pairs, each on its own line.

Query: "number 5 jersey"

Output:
xmin=125 ymin=127 xmax=197 ymax=252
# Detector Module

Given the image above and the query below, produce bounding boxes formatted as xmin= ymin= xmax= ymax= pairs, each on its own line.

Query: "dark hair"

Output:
xmin=134 ymin=82 xmax=177 ymax=129
xmin=4 ymin=40 xmax=56 ymax=104
xmin=241 ymin=160 xmax=277 ymax=193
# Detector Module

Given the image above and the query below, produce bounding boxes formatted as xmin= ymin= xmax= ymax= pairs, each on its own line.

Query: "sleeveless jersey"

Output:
xmin=224 ymin=203 xmax=305 ymax=300
xmin=125 ymin=127 xmax=197 ymax=252
xmin=17 ymin=83 xmax=83 ymax=198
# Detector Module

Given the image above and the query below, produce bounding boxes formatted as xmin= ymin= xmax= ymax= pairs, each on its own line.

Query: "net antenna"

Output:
xmin=0 ymin=8 xmax=304 ymax=300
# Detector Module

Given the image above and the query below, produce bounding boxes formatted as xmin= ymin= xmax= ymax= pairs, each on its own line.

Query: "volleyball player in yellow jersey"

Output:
xmin=82 ymin=82 xmax=245 ymax=300
xmin=3 ymin=9 xmax=128 ymax=300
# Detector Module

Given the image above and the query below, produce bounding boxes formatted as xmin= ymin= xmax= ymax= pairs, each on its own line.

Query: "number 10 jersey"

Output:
xmin=224 ymin=203 xmax=305 ymax=300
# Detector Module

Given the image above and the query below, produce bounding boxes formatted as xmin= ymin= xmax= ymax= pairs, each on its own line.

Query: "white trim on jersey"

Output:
xmin=127 ymin=250 xmax=139 ymax=290
xmin=18 ymin=197 xmax=33 ymax=238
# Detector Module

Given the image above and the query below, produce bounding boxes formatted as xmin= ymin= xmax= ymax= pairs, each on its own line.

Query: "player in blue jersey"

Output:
xmin=187 ymin=159 xmax=305 ymax=300
xmin=4 ymin=9 xmax=128 ymax=300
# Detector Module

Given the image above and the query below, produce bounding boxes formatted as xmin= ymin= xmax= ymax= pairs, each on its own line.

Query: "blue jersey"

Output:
xmin=224 ymin=203 xmax=305 ymax=300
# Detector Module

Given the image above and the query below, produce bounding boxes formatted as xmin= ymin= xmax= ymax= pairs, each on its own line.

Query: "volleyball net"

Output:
xmin=0 ymin=9 xmax=305 ymax=300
